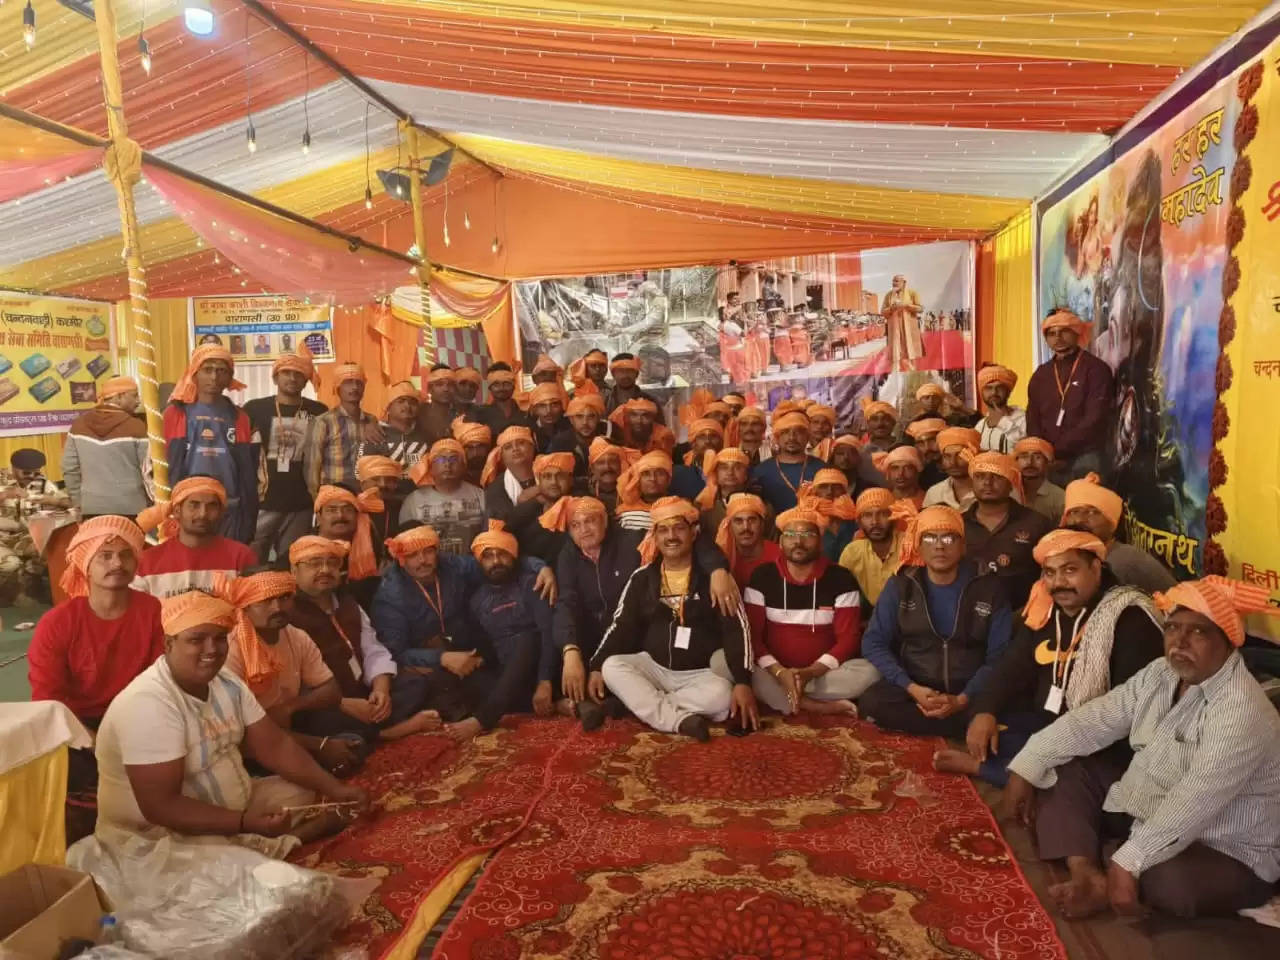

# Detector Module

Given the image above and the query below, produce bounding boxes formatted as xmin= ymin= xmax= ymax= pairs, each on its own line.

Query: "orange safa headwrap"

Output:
xmin=567 ymin=392 xmax=606 ymax=417
xmin=487 ymin=367 xmax=516 ymax=385
xmin=608 ymin=396 xmax=660 ymax=431
xmin=776 ymin=498 xmax=829 ymax=533
xmin=1022 ymin=530 xmax=1109 ymax=629
xmin=455 ymin=367 xmax=483 ymax=387
xmin=855 ymin=487 xmax=896 ymax=515
xmin=528 ymin=382 xmax=567 ymax=410
xmin=452 ymin=418 xmax=492 ymax=447
xmin=610 ymin=355 xmax=641 ymax=374
xmin=383 ymin=380 xmax=419 ymax=418
xmin=272 ymin=343 xmax=318 ymax=389
xmin=531 ymin=355 xmax=562 ymax=378
xmin=736 ymin=406 xmax=766 ymax=423
xmin=136 ymin=476 xmax=227 ymax=540
xmin=715 ymin=493 xmax=766 ymax=566
xmin=678 ymin=388 xmax=716 ymax=428
xmin=427 ymin=367 xmax=457 ymax=385
xmin=99 ymin=376 xmax=139 ymax=403
xmin=616 ymin=450 xmax=674 ymax=514
xmin=161 ymin=590 xmax=236 ymax=637
xmin=288 ymin=535 xmax=350 ymax=566
xmin=638 ymin=497 xmax=700 ymax=564
xmin=481 ymin=426 xmax=535 ymax=487
xmin=808 ymin=404 xmax=837 ymax=426
xmin=1014 ymin=437 xmax=1056 ymax=461
xmin=171 ymin=344 xmax=246 ymax=405
xmin=386 ymin=525 xmax=440 ymax=563
xmin=977 ymin=364 xmax=1018 ymax=394
xmin=969 ymin=451 xmax=1024 ymax=500
xmin=1063 ymin=472 xmax=1123 ymax=529
xmin=682 ymin=418 xmax=725 ymax=466
xmin=937 ymin=427 xmax=981 ymax=453
xmin=315 ymin=485 xmax=383 ymax=580
xmin=772 ymin=411 xmax=811 ymax=435
xmin=860 ymin=397 xmax=898 ymax=422
xmin=471 ymin=518 xmax=519 ymax=560
xmin=872 ymin=446 xmax=923 ymax=475
xmin=589 ymin=436 xmax=630 ymax=467
xmin=357 ymin=455 xmax=403 ymax=483
xmin=905 ymin=417 xmax=946 ymax=441
xmin=539 ymin=495 xmax=607 ymax=534
xmin=59 ymin=516 xmax=146 ymax=599
xmin=916 ymin=383 xmax=946 ymax=401
xmin=1154 ymin=576 xmax=1280 ymax=648
xmin=694 ymin=447 xmax=751 ymax=510
xmin=210 ymin=571 xmax=297 ymax=694
xmin=1042 ymin=308 xmax=1092 ymax=344
xmin=410 ymin=438 xmax=466 ymax=487
xmin=331 ymin=362 xmax=367 ymax=399
xmin=534 ymin=452 xmax=575 ymax=476
xmin=898 ymin=503 xmax=965 ymax=567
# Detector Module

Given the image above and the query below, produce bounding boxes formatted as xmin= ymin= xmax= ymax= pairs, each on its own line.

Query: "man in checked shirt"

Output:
xmin=1000 ymin=575 xmax=1280 ymax=919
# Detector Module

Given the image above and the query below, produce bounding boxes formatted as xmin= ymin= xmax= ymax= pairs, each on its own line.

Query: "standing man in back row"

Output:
xmin=62 ymin=376 xmax=151 ymax=520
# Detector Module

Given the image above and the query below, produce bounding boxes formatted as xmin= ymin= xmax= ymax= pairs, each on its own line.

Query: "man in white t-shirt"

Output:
xmin=94 ymin=590 xmax=366 ymax=854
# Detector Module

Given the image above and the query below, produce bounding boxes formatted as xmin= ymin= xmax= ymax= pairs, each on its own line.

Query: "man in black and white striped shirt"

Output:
xmin=1000 ymin=575 xmax=1280 ymax=919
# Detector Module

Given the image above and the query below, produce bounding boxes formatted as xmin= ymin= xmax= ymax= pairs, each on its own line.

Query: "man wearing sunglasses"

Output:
xmin=857 ymin=505 xmax=1012 ymax=738
xmin=398 ymin=439 xmax=487 ymax=555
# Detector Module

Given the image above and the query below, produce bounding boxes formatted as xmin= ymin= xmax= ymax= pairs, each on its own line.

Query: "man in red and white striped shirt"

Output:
xmin=741 ymin=501 xmax=878 ymax=715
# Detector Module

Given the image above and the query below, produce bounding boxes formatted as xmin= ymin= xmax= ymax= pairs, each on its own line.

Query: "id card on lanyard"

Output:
xmin=1053 ymin=353 xmax=1084 ymax=428
xmin=328 ymin=614 xmax=362 ymax=682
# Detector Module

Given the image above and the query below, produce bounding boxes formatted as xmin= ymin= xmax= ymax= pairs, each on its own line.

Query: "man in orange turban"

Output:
xmin=1026 ymin=308 xmax=1114 ymax=485
xmin=399 ymin=438 xmax=487 ymax=556
xmin=976 ymin=363 xmax=1027 ymax=453
xmin=695 ymin=447 xmax=770 ymax=538
xmin=966 ymin=451 xmax=1052 ymax=607
xmin=164 ymin=343 xmax=258 ymax=543
xmin=452 ymin=366 xmax=484 ymax=420
xmin=714 ymin=492 xmax=778 ymax=589
xmin=451 ymin=418 xmax=493 ymax=487
xmin=586 ymin=436 xmax=632 ymax=513
xmin=357 ymin=453 xmax=406 ymax=544
xmin=416 ymin=364 xmax=460 ymax=444
xmin=806 ymin=403 xmax=837 ymax=447
xmin=609 ymin=396 xmax=674 ymax=455
xmin=305 ymin=361 xmax=377 ymax=500
xmin=312 ymin=484 xmax=385 ymax=608
xmin=924 ymin=426 xmax=981 ymax=512
xmin=64 ymin=374 xmax=150 ymax=522
xmin=914 ymin=382 xmax=947 ymax=419
xmin=135 ymin=476 xmax=257 ymax=598
xmin=28 ymin=516 xmax=163 ymax=749
xmin=604 ymin=353 xmax=664 ymax=424
xmin=860 ymin=397 xmax=899 ymax=453
xmin=752 ymin=409 xmax=827 ymax=514
xmin=527 ymin=382 xmax=570 ymax=454
xmin=1003 ymin=575 xmax=1280 ymax=922
xmin=872 ymin=445 xmax=926 ymax=509
xmin=794 ymin=469 xmax=858 ymax=562
xmin=857 ymin=503 xmax=1013 ymax=739
xmin=1061 ymin=473 xmax=1176 ymax=594
xmin=615 ymin=450 xmax=674 ymax=531
xmin=94 ymin=587 xmax=367 ymax=849
xmin=671 ymin=418 xmax=725 ymax=500
xmin=570 ymin=349 xmax=610 ymax=395
xmin=494 ymin=453 xmax=578 ymax=564
xmin=935 ymin=528 xmax=1162 ymax=789
xmin=837 ymin=488 xmax=908 ymax=607
xmin=370 ymin=380 xmax=430 ymax=479
xmin=549 ymin=391 xmax=608 ymax=480
xmin=530 ymin=354 xmax=563 ymax=386
xmin=734 ymin=405 xmax=768 ymax=465
xmin=586 ymin=497 xmax=758 ymax=740
xmin=904 ymin=416 xmax=948 ymax=486
xmin=1013 ymin=436 xmax=1066 ymax=523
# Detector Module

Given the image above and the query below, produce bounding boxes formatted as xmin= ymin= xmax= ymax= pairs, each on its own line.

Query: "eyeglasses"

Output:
xmin=920 ymin=533 xmax=960 ymax=547
xmin=432 ymin=455 xmax=462 ymax=467
xmin=780 ymin=529 xmax=820 ymax=541
xmin=297 ymin=557 xmax=343 ymax=571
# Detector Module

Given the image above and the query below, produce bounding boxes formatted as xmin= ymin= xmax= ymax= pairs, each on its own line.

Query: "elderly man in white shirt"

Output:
xmin=1000 ymin=576 xmax=1280 ymax=920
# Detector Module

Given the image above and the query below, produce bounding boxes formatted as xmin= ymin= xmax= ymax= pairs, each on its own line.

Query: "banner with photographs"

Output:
xmin=512 ymin=241 xmax=974 ymax=435
xmin=1036 ymin=45 xmax=1269 ymax=589
xmin=0 ymin=290 xmax=116 ymax=436
xmin=190 ymin=295 xmax=335 ymax=364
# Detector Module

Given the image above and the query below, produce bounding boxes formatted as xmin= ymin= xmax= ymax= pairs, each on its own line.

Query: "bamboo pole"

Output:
xmin=405 ymin=122 xmax=435 ymax=365
xmin=92 ymin=0 xmax=168 ymax=499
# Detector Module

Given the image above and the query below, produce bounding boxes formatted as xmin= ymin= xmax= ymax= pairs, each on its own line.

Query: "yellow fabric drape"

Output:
xmin=115 ymin=296 xmax=190 ymax=387
xmin=990 ymin=207 xmax=1035 ymax=408
xmin=0 ymin=745 xmax=70 ymax=873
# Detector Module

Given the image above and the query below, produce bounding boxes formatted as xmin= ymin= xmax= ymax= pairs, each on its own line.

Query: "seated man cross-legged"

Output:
xmin=92 ymin=591 xmax=366 ymax=854
xmin=588 ymin=497 xmax=758 ymax=741
xmin=1001 ymin=576 xmax=1280 ymax=920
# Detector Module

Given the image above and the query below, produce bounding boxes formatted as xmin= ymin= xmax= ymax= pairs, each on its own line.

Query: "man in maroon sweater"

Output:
xmin=1025 ymin=310 xmax=1114 ymax=485
xmin=740 ymin=501 xmax=877 ymax=715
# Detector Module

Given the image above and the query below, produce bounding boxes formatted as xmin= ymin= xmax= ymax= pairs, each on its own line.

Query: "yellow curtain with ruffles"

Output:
xmin=990 ymin=207 xmax=1036 ymax=407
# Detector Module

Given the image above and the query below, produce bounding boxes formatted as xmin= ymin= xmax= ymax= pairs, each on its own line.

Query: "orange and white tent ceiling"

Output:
xmin=0 ymin=0 xmax=1271 ymax=296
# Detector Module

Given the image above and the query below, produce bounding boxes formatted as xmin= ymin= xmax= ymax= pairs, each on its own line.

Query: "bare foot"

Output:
xmin=291 ymin=809 xmax=346 ymax=843
xmin=1048 ymin=869 xmax=1110 ymax=918
xmin=799 ymin=696 xmax=858 ymax=716
xmin=379 ymin=709 xmax=442 ymax=740
xmin=445 ymin=717 xmax=483 ymax=743
xmin=932 ymin=748 xmax=980 ymax=776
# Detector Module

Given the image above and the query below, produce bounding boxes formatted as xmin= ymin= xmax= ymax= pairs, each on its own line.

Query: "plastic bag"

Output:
xmin=67 ymin=831 xmax=377 ymax=960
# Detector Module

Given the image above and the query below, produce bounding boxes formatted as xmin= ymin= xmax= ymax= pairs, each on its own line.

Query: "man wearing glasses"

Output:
xmin=398 ymin=438 xmax=487 ymax=555
xmin=857 ymin=505 xmax=1013 ymax=738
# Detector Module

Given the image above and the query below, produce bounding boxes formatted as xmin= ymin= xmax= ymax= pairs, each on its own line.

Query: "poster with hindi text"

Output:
xmin=190 ymin=295 xmax=335 ymax=365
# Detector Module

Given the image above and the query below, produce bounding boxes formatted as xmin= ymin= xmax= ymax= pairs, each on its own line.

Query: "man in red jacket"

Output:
xmin=741 ymin=501 xmax=876 ymax=715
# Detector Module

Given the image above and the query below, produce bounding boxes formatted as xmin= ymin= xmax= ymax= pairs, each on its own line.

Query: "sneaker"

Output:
xmin=677 ymin=714 xmax=711 ymax=742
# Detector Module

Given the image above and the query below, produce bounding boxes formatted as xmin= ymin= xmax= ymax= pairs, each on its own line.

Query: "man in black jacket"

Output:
xmin=586 ymin=497 xmax=757 ymax=741
xmin=963 ymin=451 xmax=1053 ymax=607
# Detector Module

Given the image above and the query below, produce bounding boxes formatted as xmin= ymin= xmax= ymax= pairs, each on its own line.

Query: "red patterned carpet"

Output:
xmin=339 ymin=715 xmax=1065 ymax=960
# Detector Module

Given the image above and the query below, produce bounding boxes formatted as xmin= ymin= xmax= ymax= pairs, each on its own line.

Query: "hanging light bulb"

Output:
xmin=301 ymin=129 xmax=311 ymax=154
xmin=463 ymin=211 xmax=471 ymax=230
xmin=443 ymin=224 xmax=451 ymax=247
xmin=245 ymin=119 xmax=257 ymax=154
xmin=22 ymin=1 xmax=36 ymax=49
xmin=364 ymin=186 xmax=373 ymax=210
xmin=491 ymin=237 xmax=499 ymax=254
xmin=183 ymin=0 xmax=214 ymax=36
xmin=138 ymin=33 xmax=153 ymax=76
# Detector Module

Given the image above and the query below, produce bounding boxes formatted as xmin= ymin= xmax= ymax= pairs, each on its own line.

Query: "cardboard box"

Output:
xmin=0 ymin=864 xmax=109 ymax=960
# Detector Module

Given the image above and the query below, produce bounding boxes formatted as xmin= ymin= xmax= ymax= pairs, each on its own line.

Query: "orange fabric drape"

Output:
xmin=975 ymin=237 xmax=997 ymax=371
xmin=316 ymin=305 xmax=418 ymax=413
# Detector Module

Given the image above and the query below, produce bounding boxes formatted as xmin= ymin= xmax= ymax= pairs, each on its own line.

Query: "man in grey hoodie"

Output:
xmin=62 ymin=376 xmax=151 ymax=518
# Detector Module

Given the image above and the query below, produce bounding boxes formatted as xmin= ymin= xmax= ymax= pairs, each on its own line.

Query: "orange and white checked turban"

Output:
xmin=534 ymin=452 xmax=575 ymax=477
xmin=860 ymin=398 xmax=898 ymax=422
xmin=210 ymin=571 xmax=297 ymax=694
xmin=693 ymin=447 xmax=751 ymax=510
xmin=638 ymin=497 xmax=700 ymax=564
xmin=1023 ymin=531 xmax=1109 ymax=629
xmin=272 ymin=343 xmax=318 ymax=389
xmin=905 ymin=418 xmax=946 ymax=441
xmin=171 ymin=344 xmax=245 ymax=405
xmin=136 ymin=476 xmax=227 ymax=540
xmin=1042 ymin=308 xmax=1092 ymax=344
xmin=452 ymin=418 xmax=492 ymax=447
xmin=481 ymin=426 xmax=536 ymax=487
xmin=1063 ymin=472 xmax=1123 ymax=528
xmin=977 ymin=365 xmax=1018 ymax=393
xmin=161 ymin=590 xmax=236 ymax=637
xmin=1014 ymin=437 xmax=1056 ymax=462
xmin=288 ymin=535 xmax=350 ymax=566
xmin=616 ymin=450 xmax=674 ymax=514
xmin=539 ymin=495 xmax=608 ymax=533
xmin=715 ymin=493 xmax=767 ymax=567
xmin=410 ymin=439 xmax=466 ymax=487
xmin=872 ymin=446 xmax=923 ymax=474
xmin=969 ymin=451 xmax=1024 ymax=500
xmin=386 ymin=525 xmax=440 ymax=563
xmin=471 ymin=519 xmax=519 ymax=560
xmin=1154 ymin=576 xmax=1280 ymax=648
xmin=899 ymin=503 xmax=965 ymax=567
xmin=854 ymin=487 xmax=895 ymax=515
xmin=314 ymin=485 xmax=383 ymax=580
xmin=99 ymin=376 xmax=139 ymax=402
xmin=357 ymin=455 xmax=403 ymax=483
xmin=59 ymin=515 xmax=146 ymax=599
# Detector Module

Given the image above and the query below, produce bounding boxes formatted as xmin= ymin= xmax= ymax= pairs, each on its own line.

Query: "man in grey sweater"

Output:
xmin=62 ymin=376 xmax=151 ymax=519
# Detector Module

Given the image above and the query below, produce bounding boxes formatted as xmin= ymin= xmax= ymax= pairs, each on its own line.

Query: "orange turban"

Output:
xmin=705 ymin=401 xmax=733 ymax=420
xmin=773 ymin=400 xmax=803 ymax=419
xmin=481 ymin=426 xmax=535 ymax=487
xmin=715 ymin=493 xmax=767 ymax=566
xmin=427 ymin=367 xmax=457 ymax=385
xmin=610 ymin=356 xmax=642 ymax=373
xmin=905 ymin=418 xmax=946 ymax=441
xmin=137 ymin=476 xmax=227 ymax=540
xmin=693 ymin=447 xmax=751 ymax=510
xmin=608 ymin=396 xmax=660 ymax=430
xmin=528 ymin=382 xmax=566 ymax=410
xmin=315 ymin=485 xmax=383 ymax=580
xmin=855 ymin=487 xmax=896 ymax=516
xmin=815 ymin=433 xmax=860 ymax=464
xmin=969 ymin=451 xmax=1024 ymax=499
xmin=937 ymin=427 xmax=981 ymax=453
xmin=772 ymin=411 xmax=810 ymax=434
xmin=383 ymin=380 xmax=419 ymax=418
xmin=487 ymin=367 xmax=516 ymax=385
xmin=567 ymin=393 xmax=606 ymax=417
xmin=452 ymin=419 xmax=492 ymax=447
xmin=386 ymin=525 xmax=440 ymax=563
xmin=531 ymin=355 xmax=562 ymax=378
xmin=1014 ymin=437 xmax=1055 ymax=461
xmin=59 ymin=516 xmax=146 ymax=599
xmin=916 ymin=383 xmax=946 ymax=401
xmin=736 ymin=406 xmax=766 ymax=423
xmin=1154 ymin=576 xmax=1280 ymax=648
xmin=682 ymin=418 xmax=724 ymax=466
xmin=638 ymin=497 xmax=700 ymax=564
xmin=1042 ymin=308 xmax=1092 ymax=344
xmin=332 ymin=362 xmax=367 ymax=397
xmin=288 ymin=535 xmax=350 ymax=566
xmin=589 ymin=436 xmax=629 ymax=467
xmin=809 ymin=467 xmax=850 ymax=492
xmin=899 ymin=504 xmax=965 ymax=567
xmin=99 ymin=376 xmax=139 ymax=402
xmin=616 ymin=450 xmax=673 ymax=514
xmin=1063 ymin=472 xmax=1122 ymax=529
xmin=776 ymin=499 xmax=828 ymax=533
xmin=539 ymin=495 xmax=607 ymax=533
xmin=860 ymin=397 xmax=897 ymax=422
xmin=1023 ymin=530 xmax=1109 ymax=629
xmin=722 ymin=395 xmax=746 ymax=411
xmin=977 ymin=364 xmax=1018 ymax=393
xmin=161 ymin=590 xmax=236 ymax=637
xmin=678 ymin=388 xmax=716 ymax=428
xmin=357 ymin=455 xmax=402 ymax=483
xmin=272 ymin=344 xmax=318 ymax=389
xmin=171 ymin=344 xmax=245 ymax=405
xmin=534 ymin=452 xmax=575 ymax=476
xmin=872 ymin=446 xmax=923 ymax=474
xmin=455 ymin=367 xmax=483 ymax=387
xmin=410 ymin=439 xmax=466 ymax=487
xmin=471 ymin=518 xmax=519 ymax=560
xmin=210 ymin=571 xmax=297 ymax=694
